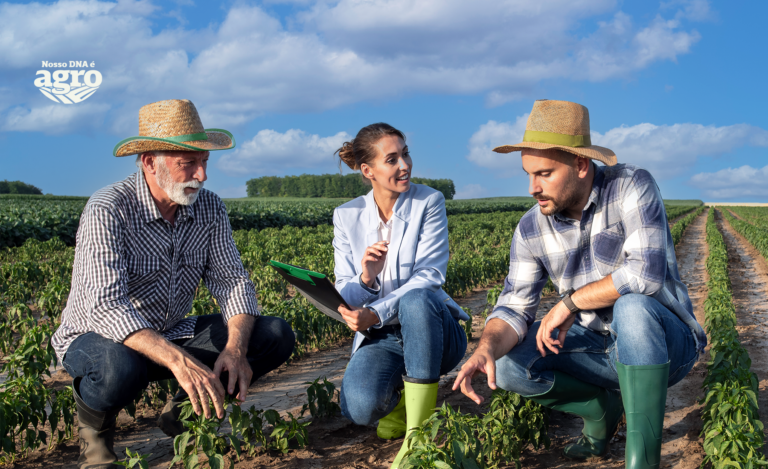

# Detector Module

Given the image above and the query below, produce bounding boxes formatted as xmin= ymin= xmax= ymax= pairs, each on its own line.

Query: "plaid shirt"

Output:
xmin=52 ymin=170 xmax=259 ymax=362
xmin=487 ymin=163 xmax=707 ymax=353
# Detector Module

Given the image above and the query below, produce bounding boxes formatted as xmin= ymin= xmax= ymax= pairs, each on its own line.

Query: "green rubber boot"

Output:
xmin=390 ymin=378 xmax=439 ymax=469
xmin=616 ymin=361 xmax=669 ymax=469
xmin=529 ymin=371 xmax=624 ymax=460
xmin=377 ymin=389 xmax=406 ymax=440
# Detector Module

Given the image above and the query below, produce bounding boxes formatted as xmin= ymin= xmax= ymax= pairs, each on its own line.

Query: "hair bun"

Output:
xmin=336 ymin=140 xmax=358 ymax=170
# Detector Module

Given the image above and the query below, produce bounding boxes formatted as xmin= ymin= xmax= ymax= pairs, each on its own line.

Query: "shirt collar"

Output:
xmin=135 ymin=170 xmax=195 ymax=224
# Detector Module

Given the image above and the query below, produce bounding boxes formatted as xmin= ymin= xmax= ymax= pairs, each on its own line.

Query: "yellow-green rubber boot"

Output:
xmin=616 ymin=361 xmax=669 ymax=469
xmin=390 ymin=378 xmax=439 ymax=469
xmin=529 ymin=371 xmax=624 ymax=460
xmin=377 ymin=389 xmax=406 ymax=440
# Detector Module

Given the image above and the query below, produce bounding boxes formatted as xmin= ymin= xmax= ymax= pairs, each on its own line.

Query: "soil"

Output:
xmin=715 ymin=209 xmax=768 ymax=455
xmin=6 ymin=211 xmax=719 ymax=469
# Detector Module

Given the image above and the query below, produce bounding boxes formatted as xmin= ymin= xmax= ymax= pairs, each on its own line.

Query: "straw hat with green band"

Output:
xmin=493 ymin=99 xmax=617 ymax=166
xmin=113 ymin=99 xmax=235 ymax=157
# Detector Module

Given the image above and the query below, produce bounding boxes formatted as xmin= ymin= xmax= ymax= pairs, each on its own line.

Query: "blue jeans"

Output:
xmin=62 ymin=315 xmax=295 ymax=412
xmin=496 ymin=294 xmax=698 ymax=396
xmin=340 ymin=289 xmax=468 ymax=426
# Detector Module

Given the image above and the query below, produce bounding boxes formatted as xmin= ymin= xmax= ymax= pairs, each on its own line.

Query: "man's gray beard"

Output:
xmin=155 ymin=158 xmax=203 ymax=206
xmin=539 ymin=172 xmax=581 ymax=217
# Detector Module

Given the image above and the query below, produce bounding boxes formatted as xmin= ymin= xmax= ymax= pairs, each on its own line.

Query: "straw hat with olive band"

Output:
xmin=493 ymin=99 xmax=617 ymax=166
xmin=113 ymin=99 xmax=235 ymax=157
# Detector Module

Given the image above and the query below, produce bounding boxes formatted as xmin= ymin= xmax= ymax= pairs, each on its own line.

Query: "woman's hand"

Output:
xmin=361 ymin=241 xmax=388 ymax=287
xmin=338 ymin=305 xmax=380 ymax=332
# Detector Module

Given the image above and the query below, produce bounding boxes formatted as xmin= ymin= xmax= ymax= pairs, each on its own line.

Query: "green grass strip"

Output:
xmin=671 ymin=206 xmax=705 ymax=246
xmin=700 ymin=208 xmax=767 ymax=468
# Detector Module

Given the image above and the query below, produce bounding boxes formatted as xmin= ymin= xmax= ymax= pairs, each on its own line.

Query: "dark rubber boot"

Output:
xmin=616 ymin=361 xmax=669 ymax=469
xmin=73 ymin=378 xmax=121 ymax=469
xmin=529 ymin=371 xmax=624 ymax=460
xmin=157 ymin=390 xmax=187 ymax=438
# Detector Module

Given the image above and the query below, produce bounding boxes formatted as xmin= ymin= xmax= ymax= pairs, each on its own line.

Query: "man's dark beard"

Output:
xmin=536 ymin=172 xmax=581 ymax=217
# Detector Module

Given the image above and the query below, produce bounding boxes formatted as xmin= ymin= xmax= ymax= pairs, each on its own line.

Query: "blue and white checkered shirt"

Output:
xmin=52 ymin=170 xmax=260 ymax=362
xmin=487 ymin=163 xmax=707 ymax=353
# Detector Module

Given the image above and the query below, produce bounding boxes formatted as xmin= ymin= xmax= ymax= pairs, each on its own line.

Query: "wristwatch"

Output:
xmin=562 ymin=288 xmax=581 ymax=314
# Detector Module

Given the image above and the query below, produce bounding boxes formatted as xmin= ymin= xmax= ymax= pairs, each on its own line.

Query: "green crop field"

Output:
xmin=2 ymin=195 xmax=740 ymax=469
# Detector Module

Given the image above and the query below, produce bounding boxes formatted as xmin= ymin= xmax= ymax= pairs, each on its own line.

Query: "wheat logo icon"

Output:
xmin=34 ymin=62 xmax=102 ymax=104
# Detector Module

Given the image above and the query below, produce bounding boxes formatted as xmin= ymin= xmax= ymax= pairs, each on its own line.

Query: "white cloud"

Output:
xmin=1 ymin=103 xmax=111 ymax=133
xmin=690 ymin=165 xmax=768 ymax=200
xmin=592 ymin=122 xmax=768 ymax=178
xmin=465 ymin=115 xmax=528 ymax=176
xmin=466 ymin=117 xmax=768 ymax=180
xmin=454 ymin=184 xmax=490 ymax=200
xmin=217 ymin=128 xmax=352 ymax=176
xmin=0 ymin=0 xmax=709 ymax=134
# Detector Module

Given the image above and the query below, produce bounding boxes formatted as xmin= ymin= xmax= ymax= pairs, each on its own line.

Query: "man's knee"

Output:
xmin=612 ymin=294 xmax=659 ymax=334
xmin=340 ymin=384 xmax=391 ymax=426
xmin=79 ymin=343 xmax=149 ymax=411
xmin=249 ymin=316 xmax=295 ymax=362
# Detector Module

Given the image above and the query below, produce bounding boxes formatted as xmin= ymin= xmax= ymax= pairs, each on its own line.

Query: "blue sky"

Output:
xmin=1 ymin=0 xmax=766 ymax=201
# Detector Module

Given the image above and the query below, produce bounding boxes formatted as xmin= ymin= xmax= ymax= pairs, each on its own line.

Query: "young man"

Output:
xmin=453 ymin=100 xmax=706 ymax=469
xmin=52 ymin=99 xmax=295 ymax=468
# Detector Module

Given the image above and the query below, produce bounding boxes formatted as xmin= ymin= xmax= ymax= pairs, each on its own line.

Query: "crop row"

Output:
xmin=722 ymin=208 xmax=768 ymax=262
xmin=700 ymin=209 xmax=766 ymax=468
xmin=671 ymin=206 xmax=705 ymax=245
xmin=0 ymin=197 xmax=534 ymax=248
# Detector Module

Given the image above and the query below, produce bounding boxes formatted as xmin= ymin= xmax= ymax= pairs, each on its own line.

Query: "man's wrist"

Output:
xmin=561 ymin=288 xmax=581 ymax=314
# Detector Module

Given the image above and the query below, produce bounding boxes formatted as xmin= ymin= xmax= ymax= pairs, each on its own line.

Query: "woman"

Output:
xmin=332 ymin=123 xmax=469 ymax=468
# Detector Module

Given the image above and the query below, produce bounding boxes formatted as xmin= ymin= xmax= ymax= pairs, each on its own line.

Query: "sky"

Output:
xmin=0 ymin=0 xmax=766 ymax=201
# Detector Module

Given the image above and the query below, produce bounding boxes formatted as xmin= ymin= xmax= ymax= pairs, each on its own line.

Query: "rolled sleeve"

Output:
xmin=203 ymin=200 xmax=260 ymax=323
xmin=610 ymin=170 xmax=667 ymax=296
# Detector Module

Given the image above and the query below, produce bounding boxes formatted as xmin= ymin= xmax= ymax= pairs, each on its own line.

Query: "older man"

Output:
xmin=52 ymin=99 xmax=295 ymax=468
xmin=453 ymin=100 xmax=706 ymax=469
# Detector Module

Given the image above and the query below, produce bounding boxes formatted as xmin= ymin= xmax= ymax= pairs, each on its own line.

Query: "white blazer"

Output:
xmin=332 ymin=183 xmax=470 ymax=355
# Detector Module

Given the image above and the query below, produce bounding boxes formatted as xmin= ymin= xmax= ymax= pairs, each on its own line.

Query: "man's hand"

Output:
xmin=124 ymin=328 xmax=227 ymax=419
xmin=213 ymin=348 xmax=252 ymax=404
xmin=535 ymin=300 xmax=577 ymax=357
xmin=338 ymin=305 xmax=379 ymax=332
xmin=169 ymin=355 xmax=227 ymax=419
xmin=452 ymin=347 xmax=497 ymax=405
xmin=216 ymin=314 xmax=256 ymax=405
xmin=360 ymin=241 xmax=388 ymax=287
xmin=452 ymin=319 xmax=518 ymax=405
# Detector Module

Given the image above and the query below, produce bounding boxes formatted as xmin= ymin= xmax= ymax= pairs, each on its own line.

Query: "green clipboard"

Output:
xmin=269 ymin=260 xmax=372 ymax=339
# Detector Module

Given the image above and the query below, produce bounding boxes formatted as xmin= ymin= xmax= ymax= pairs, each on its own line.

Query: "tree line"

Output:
xmin=0 ymin=180 xmax=42 ymax=195
xmin=246 ymin=174 xmax=456 ymax=200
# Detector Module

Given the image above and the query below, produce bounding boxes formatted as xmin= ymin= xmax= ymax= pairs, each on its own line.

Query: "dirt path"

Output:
xmin=716 ymin=209 xmax=768 ymax=455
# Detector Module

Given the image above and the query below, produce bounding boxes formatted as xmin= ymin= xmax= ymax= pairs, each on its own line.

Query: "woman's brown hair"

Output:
xmin=336 ymin=123 xmax=406 ymax=176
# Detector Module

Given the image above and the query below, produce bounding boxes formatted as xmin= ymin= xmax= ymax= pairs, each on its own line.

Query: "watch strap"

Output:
xmin=562 ymin=289 xmax=581 ymax=314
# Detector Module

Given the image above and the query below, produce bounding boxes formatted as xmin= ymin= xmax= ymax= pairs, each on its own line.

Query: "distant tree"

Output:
xmin=0 ymin=180 xmax=43 ymax=195
xmin=243 ymin=174 xmax=454 ymax=199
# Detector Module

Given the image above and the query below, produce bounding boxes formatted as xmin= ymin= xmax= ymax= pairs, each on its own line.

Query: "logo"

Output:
xmin=34 ymin=61 xmax=102 ymax=104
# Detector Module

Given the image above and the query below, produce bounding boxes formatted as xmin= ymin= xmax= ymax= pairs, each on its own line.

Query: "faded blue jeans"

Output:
xmin=62 ymin=315 xmax=295 ymax=412
xmin=495 ymin=294 xmax=699 ymax=396
xmin=340 ymin=289 xmax=468 ymax=426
